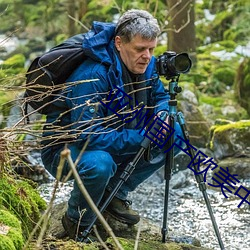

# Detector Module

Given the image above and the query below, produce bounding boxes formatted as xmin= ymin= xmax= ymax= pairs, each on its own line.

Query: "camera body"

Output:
xmin=156 ymin=51 xmax=192 ymax=79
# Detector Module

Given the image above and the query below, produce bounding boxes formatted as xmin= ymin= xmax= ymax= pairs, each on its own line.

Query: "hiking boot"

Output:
xmin=105 ymin=196 xmax=140 ymax=225
xmin=61 ymin=213 xmax=97 ymax=243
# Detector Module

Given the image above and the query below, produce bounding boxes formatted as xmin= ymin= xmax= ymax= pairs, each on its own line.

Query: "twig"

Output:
xmin=61 ymin=148 xmax=124 ymax=250
xmin=93 ymin=225 xmax=110 ymax=250
xmin=134 ymin=220 xmax=142 ymax=250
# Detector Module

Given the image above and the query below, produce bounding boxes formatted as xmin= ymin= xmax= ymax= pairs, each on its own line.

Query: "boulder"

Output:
xmin=209 ymin=120 xmax=250 ymax=160
xmin=41 ymin=201 xmax=212 ymax=250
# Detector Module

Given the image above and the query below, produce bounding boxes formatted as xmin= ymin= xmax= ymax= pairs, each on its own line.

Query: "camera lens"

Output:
xmin=174 ymin=53 xmax=192 ymax=73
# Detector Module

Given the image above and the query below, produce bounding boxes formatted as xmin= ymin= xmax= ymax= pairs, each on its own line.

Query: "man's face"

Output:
xmin=115 ymin=35 xmax=157 ymax=74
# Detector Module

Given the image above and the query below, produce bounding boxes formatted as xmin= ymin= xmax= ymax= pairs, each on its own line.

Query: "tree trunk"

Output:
xmin=78 ymin=0 xmax=88 ymax=20
xmin=167 ymin=0 xmax=196 ymax=62
xmin=67 ymin=0 xmax=77 ymax=36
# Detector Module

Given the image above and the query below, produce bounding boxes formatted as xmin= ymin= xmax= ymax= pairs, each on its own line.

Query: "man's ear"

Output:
xmin=115 ymin=36 xmax=122 ymax=51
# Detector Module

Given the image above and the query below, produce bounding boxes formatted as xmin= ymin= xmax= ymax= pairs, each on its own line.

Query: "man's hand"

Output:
xmin=156 ymin=111 xmax=169 ymax=138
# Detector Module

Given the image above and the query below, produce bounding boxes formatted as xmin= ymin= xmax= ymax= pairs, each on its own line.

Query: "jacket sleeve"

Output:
xmin=65 ymin=61 xmax=144 ymax=156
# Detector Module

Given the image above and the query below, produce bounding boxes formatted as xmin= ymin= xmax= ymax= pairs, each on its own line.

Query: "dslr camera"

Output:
xmin=156 ymin=51 xmax=192 ymax=79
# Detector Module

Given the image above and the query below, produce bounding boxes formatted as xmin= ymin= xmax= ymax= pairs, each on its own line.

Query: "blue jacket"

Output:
xmin=44 ymin=21 xmax=170 ymax=156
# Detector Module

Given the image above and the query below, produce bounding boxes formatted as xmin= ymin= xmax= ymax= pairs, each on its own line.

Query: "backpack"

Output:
xmin=24 ymin=34 xmax=87 ymax=115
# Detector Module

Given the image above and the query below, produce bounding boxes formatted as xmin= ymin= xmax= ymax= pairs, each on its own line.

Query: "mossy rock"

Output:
xmin=1 ymin=54 xmax=25 ymax=69
xmin=199 ymin=92 xmax=248 ymax=122
xmin=0 ymin=174 xmax=47 ymax=239
xmin=209 ymin=120 xmax=250 ymax=160
xmin=0 ymin=209 xmax=24 ymax=250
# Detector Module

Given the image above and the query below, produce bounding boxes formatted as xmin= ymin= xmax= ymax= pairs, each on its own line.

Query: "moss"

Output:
xmin=1 ymin=54 xmax=25 ymax=69
xmin=7 ymin=228 xmax=24 ymax=249
xmin=209 ymin=120 xmax=250 ymax=151
xmin=0 ymin=175 xmax=47 ymax=239
xmin=0 ymin=209 xmax=21 ymax=229
xmin=105 ymin=237 xmax=207 ymax=250
xmin=235 ymin=57 xmax=250 ymax=116
xmin=199 ymin=95 xmax=224 ymax=107
xmin=213 ymin=67 xmax=235 ymax=86
xmin=0 ymin=209 xmax=24 ymax=249
xmin=0 ymin=235 xmax=16 ymax=250
xmin=212 ymin=120 xmax=250 ymax=133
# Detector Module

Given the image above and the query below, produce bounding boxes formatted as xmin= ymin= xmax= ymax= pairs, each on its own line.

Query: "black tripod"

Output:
xmin=161 ymin=76 xmax=225 ymax=249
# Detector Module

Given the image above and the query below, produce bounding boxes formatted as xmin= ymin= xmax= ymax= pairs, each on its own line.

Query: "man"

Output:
xmin=41 ymin=9 xmax=184 ymax=241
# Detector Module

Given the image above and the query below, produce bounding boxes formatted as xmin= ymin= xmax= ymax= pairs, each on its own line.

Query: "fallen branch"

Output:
xmin=62 ymin=148 xmax=124 ymax=250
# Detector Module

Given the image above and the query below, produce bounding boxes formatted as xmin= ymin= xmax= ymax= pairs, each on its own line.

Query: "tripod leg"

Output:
xmin=177 ymin=112 xmax=225 ymax=250
xmin=162 ymin=114 xmax=175 ymax=243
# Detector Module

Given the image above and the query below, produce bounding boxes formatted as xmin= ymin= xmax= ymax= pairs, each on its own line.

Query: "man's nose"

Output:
xmin=142 ymin=49 xmax=151 ymax=59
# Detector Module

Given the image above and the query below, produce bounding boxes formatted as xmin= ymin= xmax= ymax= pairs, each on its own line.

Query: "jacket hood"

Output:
xmin=82 ymin=21 xmax=116 ymax=65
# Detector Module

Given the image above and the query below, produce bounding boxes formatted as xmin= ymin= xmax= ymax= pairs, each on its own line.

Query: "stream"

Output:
xmin=38 ymin=167 xmax=250 ymax=250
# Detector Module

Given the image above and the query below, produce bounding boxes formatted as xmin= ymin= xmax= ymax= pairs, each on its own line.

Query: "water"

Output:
xmin=38 ymin=169 xmax=250 ymax=250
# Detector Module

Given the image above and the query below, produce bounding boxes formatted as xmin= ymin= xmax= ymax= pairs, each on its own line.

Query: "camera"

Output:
xmin=156 ymin=51 xmax=192 ymax=79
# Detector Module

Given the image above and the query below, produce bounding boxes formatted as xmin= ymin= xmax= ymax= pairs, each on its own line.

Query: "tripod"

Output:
xmin=161 ymin=76 xmax=225 ymax=249
xmin=82 ymin=77 xmax=225 ymax=249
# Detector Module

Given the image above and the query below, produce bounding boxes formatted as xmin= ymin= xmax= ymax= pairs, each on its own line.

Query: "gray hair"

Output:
xmin=115 ymin=9 xmax=160 ymax=43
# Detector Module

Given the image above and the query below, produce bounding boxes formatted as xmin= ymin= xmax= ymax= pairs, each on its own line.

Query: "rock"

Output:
xmin=216 ymin=157 xmax=250 ymax=179
xmin=181 ymin=89 xmax=199 ymax=105
xmin=209 ymin=120 xmax=250 ymax=160
xmin=170 ymin=169 xmax=193 ymax=189
xmin=179 ymin=100 xmax=211 ymax=148
xmin=43 ymin=201 xmax=212 ymax=250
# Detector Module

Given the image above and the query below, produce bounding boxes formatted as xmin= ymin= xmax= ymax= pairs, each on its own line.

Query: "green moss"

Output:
xmin=0 ymin=209 xmax=24 ymax=249
xmin=105 ymin=237 xmax=206 ymax=250
xmin=199 ymin=95 xmax=224 ymax=107
xmin=0 ymin=235 xmax=16 ymax=250
xmin=213 ymin=67 xmax=235 ymax=86
xmin=213 ymin=120 xmax=250 ymax=133
xmin=7 ymin=228 xmax=24 ymax=249
xmin=0 ymin=175 xmax=47 ymax=239
xmin=1 ymin=54 xmax=25 ymax=69
xmin=209 ymin=120 xmax=250 ymax=150
xmin=0 ymin=209 xmax=21 ymax=229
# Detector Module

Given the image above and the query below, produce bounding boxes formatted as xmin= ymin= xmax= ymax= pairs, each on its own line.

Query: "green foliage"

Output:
xmin=199 ymin=95 xmax=224 ymax=107
xmin=196 ymin=0 xmax=250 ymax=47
